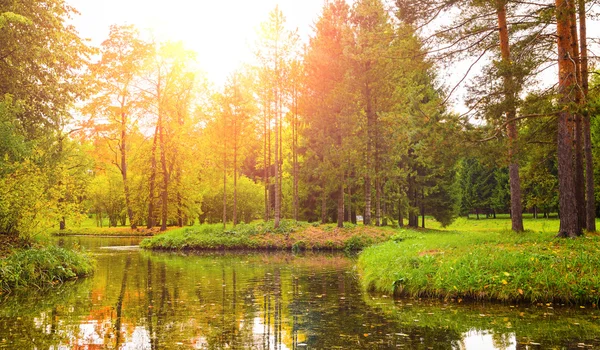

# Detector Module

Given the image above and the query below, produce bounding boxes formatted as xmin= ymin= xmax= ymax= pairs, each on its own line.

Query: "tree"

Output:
xmin=0 ymin=0 xmax=91 ymax=140
xmin=554 ymin=0 xmax=580 ymax=237
xmin=141 ymin=41 xmax=199 ymax=231
xmin=302 ymin=0 xmax=354 ymax=228
xmin=255 ymin=6 xmax=298 ymax=228
xmin=85 ymin=24 xmax=151 ymax=229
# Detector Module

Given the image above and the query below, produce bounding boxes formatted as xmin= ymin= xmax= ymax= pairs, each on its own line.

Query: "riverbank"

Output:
xmin=0 ymin=237 xmax=94 ymax=293
xmin=140 ymin=220 xmax=395 ymax=251
xmin=358 ymin=226 xmax=600 ymax=305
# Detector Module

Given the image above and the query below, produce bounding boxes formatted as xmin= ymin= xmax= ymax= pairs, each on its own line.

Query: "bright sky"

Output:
xmin=68 ymin=0 xmax=326 ymax=86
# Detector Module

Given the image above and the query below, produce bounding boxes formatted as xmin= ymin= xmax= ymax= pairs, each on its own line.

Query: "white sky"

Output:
xmin=67 ymin=0 xmax=326 ymax=86
xmin=66 ymin=0 xmax=599 ymax=116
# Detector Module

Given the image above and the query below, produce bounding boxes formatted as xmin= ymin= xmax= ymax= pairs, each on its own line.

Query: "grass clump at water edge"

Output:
xmin=140 ymin=221 xmax=395 ymax=251
xmin=0 ymin=245 xmax=94 ymax=293
xmin=358 ymin=227 xmax=600 ymax=306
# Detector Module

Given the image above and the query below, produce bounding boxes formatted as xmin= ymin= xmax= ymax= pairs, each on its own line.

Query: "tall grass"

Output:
xmin=0 ymin=246 xmax=94 ymax=292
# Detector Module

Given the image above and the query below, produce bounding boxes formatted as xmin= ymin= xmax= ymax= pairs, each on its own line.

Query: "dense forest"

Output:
xmin=1 ymin=0 xmax=599 ymax=239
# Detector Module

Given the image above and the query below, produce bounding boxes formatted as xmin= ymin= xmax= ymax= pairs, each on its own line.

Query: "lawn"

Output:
xmin=358 ymin=216 xmax=600 ymax=305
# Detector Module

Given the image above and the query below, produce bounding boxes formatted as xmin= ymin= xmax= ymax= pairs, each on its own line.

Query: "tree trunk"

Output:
xmin=233 ymin=161 xmax=238 ymax=227
xmin=159 ymin=109 xmax=168 ymax=232
xmin=497 ymin=4 xmax=524 ymax=232
xmin=147 ymin=123 xmax=159 ymax=229
xmin=421 ymin=188 xmax=425 ymax=228
xmin=321 ymin=191 xmax=327 ymax=224
xmin=346 ymin=185 xmax=352 ymax=222
xmin=223 ymin=112 xmax=227 ymax=230
xmin=337 ymin=182 xmax=344 ymax=228
xmin=364 ymin=81 xmax=373 ymax=226
xmin=382 ymin=190 xmax=387 ymax=226
xmin=579 ymin=0 xmax=596 ymax=232
xmin=398 ymin=197 xmax=404 ymax=228
xmin=293 ymin=91 xmax=299 ymax=222
xmin=274 ymin=100 xmax=281 ymax=228
xmin=375 ymin=178 xmax=381 ymax=226
xmin=119 ymin=110 xmax=136 ymax=229
xmin=555 ymin=0 xmax=581 ymax=237
xmin=569 ymin=0 xmax=586 ymax=233
xmin=264 ymin=103 xmax=269 ymax=222
xmin=364 ymin=175 xmax=371 ymax=225
xmin=233 ymin=118 xmax=238 ymax=227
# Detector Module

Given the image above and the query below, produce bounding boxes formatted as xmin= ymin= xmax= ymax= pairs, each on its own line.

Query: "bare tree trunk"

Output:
xmin=555 ymin=0 xmax=580 ymax=237
xmin=497 ymin=4 xmax=524 ymax=232
xmin=579 ymin=0 xmax=596 ymax=232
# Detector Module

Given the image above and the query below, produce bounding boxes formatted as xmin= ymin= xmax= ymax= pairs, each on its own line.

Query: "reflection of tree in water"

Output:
xmin=288 ymin=271 xmax=462 ymax=349
xmin=1 ymin=249 xmax=600 ymax=349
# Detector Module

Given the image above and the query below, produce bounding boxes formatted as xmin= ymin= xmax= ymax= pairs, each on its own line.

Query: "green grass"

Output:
xmin=140 ymin=224 xmax=258 ymax=250
xmin=425 ymin=215 xmax=564 ymax=233
xmin=0 ymin=245 xmax=94 ymax=293
xmin=358 ymin=217 xmax=600 ymax=305
xmin=50 ymin=227 xmax=155 ymax=237
xmin=140 ymin=220 xmax=395 ymax=251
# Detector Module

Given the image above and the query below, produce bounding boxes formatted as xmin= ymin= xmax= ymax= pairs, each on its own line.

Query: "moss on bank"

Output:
xmin=140 ymin=220 xmax=394 ymax=252
xmin=358 ymin=228 xmax=600 ymax=305
xmin=0 ymin=244 xmax=94 ymax=293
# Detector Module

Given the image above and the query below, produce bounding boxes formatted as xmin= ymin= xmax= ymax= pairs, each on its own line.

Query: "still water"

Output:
xmin=0 ymin=236 xmax=599 ymax=349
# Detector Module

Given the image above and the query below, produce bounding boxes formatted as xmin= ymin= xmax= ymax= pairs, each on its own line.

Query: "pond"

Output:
xmin=0 ymin=236 xmax=599 ymax=349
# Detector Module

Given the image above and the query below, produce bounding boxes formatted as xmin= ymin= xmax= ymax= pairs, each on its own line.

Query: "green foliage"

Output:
xmin=0 ymin=246 xmax=94 ymax=292
xmin=343 ymin=235 xmax=374 ymax=252
xmin=0 ymin=160 xmax=48 ymax=238
xmin=200 ymin=175 xmax=263 ymax=224
xmin=456 ymin=158 xmax=497 ymax=217
xmin=0 ymin=11 xmax=31 ymax=29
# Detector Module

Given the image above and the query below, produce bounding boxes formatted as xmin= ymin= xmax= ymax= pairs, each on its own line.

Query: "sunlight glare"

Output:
xmin=68 ymin=0 xmax=324 ymax=86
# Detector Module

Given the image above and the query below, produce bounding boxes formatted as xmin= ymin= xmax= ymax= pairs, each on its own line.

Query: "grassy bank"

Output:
xmin=140 ymin=220 xmax=395 ymax=251
xmin=0 ymin=244 xmax=94 ymax=293
xmin=51 ymin=227 xmax=158 ymax=237
xmin=358 ymin=222 xmax=600 ymax=305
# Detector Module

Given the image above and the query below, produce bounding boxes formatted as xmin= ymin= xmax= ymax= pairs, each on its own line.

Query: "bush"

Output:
xmin=0 ymin=246 xmax=94 ymax=292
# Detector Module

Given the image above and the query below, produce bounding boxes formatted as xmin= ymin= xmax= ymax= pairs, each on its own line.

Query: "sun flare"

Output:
xmin=69 ymin=0 xmax=323 ymax=85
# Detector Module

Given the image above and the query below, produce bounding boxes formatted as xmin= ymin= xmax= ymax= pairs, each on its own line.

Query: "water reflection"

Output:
xmin=0 ymin=237 xmax=598 ymax=349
